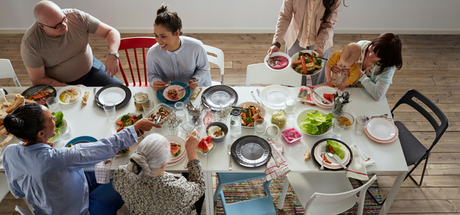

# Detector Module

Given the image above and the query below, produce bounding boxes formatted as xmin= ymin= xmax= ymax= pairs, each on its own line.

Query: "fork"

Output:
xmin=327 ymin=152 xmax=347 ymax=169
xmin=320 ymin=152 xmax=325 ymax=170
xmin=228 ymin=144 xmax=232 ymax=171
xmin=164 ymin=80 xmax=171 ymax=88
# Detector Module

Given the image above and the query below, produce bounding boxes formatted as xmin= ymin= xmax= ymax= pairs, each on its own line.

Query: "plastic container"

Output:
xmin=281 ymin=128 xmax=302 ymax=144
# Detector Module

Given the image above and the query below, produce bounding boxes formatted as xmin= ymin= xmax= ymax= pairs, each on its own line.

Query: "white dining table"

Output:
xmin=1 ymin=86 xmax=407 ymax=215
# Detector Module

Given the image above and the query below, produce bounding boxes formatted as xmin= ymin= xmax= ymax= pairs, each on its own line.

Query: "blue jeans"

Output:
xmin=66 ymin=57 xmax=123 ymax=86
xmin=287 ymin=40 xmax=330 ymax=86
xmin=85 ymin=172 xmax=124 ymax=215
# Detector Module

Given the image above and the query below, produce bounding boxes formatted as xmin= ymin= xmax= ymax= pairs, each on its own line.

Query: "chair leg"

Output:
xmin=408 ymin=156 xmax=430 ymax=186
xmin=214 ymin=179 xmax=223 ymax=202
xmin=357 ymin=179 xmax=385 ymax=206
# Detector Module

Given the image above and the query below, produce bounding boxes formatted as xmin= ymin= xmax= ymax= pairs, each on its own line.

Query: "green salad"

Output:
xmin=49 ymin=111 xmax=64 ymax=141
xmin=326 ymin=140 xmax=345 ymax=159
xmin=299 ymin=110 xmax=333 ymax=135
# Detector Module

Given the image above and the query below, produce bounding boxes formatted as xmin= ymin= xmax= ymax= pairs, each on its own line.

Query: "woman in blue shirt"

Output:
xmin=147 ymin=5 xmax=212 ymax=91
xmin=2 ymin=103 xmax=156 ymax=215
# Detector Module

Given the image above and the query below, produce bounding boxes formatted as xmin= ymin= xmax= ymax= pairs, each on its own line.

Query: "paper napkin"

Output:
xmin=346 ymin=144 xmax=375 ymax=181
xmin=266 ymin=142 xmax=290 ymax=181
xmin=95 ymin=159 xmax=113 ymax=184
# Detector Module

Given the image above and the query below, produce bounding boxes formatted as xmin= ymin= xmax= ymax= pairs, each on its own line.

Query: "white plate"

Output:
xmin=314 ymin=140 xmax=350 ymax=168
xmin=311 ymin=86 xmax=337 ymax=107
xmin=98 ymin=87 xmax=126 ymax=105
xmin=56 ymin=87 xmax=82 ymax=105
xmin=259 ymin=85 xmax=293 ymax=109
xmin=163 ymin=85 xmax=186 ymax=101
xmin=366 ymin=118 xmax=397 ymax=141
xmin=296 ymin=109 xmax=333 ymax=136
xmin=237 ymin=102 xmax=266 ymax=128
xmin=264 ymin=52 xmax=292 ymax=71
xmin=290 ymin=50 xmax=325 ymax=76
xmin=165 ymin=135 xmax=187 ymax=166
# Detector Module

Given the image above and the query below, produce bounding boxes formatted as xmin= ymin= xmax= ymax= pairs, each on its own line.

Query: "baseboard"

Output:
xmin=1 ymin=28 xmax=460 ymax=35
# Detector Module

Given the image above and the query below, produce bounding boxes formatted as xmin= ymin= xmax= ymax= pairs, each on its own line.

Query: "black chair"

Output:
xmin=364 ymin=89 xmax=449 ymax=205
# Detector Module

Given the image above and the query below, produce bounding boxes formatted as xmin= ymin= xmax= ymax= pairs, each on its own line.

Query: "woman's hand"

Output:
xmin=331 ymin=65 xmax=350 ymax=77
xmin=267 ymin=45 xmax=280 ymax=55
xmin=153 ymin=81 xmax=166 ymax=91
xmin=133 ymin=118 xmax=160 ymax=132
xmin=185 ymin=129 xmax=200 ymax=161
xmin=188 ymin=79 xmax=199 ymax=89
xmin=313 ymin=49 xmax=323 ymax=58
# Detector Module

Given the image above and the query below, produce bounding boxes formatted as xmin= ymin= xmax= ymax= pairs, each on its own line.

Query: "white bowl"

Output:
xmin=290 ymin=50 xmax=325 ymax=76
xmin=264 ymin=52 xmax=292 ymax=71
xmin=296 ymin=109 xmax=333 ymax=136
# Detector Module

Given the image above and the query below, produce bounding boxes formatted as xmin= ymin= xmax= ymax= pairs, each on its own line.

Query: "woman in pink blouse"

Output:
xmin=268 ymin=0 xmax=344 ymax=85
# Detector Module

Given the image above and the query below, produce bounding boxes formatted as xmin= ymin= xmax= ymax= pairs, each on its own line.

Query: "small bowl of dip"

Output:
xmin=264 ymin=52 xmax=292 ymax=71
xmin=206 ymin=122 xmax=228 ymax=142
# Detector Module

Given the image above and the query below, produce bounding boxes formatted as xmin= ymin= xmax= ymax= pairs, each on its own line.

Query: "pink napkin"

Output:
xmin=346 ymin=144 xmax=375 ymax=181
xmin=95 ymin=159 xmax=113 ymax=184
xmin=266 ymin=142 xmax=290 ymax=181
xmin=298 ymin=86 xmax=316 ymax=106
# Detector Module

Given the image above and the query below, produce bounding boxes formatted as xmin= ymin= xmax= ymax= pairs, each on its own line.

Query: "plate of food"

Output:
xmin=145 ymin=103 xmax=174 ymax=125
xmin=21 ymin=85 xmax=56 ymax=105
xmin=291 ymin=50 xmax=324 ymax=76
xmin=163 ymin=85 xmax=186 ymax=101
xmin=311 ymin=86 xmax=336 ymax=108
xmin=0 ymin=94 xmax=25 ymax=118
xmin=296 ymin=109 xmax=333 ymax=136
xmin=95 ymin=84 xmax=132 ymax=109
xmin=311 ymin=138 xmax=352 ymax=170
xmin=264 ymin=52 xmax=292 ymax=71
xmin=236 ymin=102 xmax=266 ymax=128
xmin=57 ymin=86 xmax=82 ymax=105
xmin=113 ymin=113 xmax=144 ymax=137
xmin=165 ymin=135 xmax=187 ymax=166
xmin=156 ymin=81 xmax=191 ymax=107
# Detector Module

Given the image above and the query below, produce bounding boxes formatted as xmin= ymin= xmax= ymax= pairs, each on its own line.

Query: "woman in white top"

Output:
xmin=147 ymin=4 xmax=212 ymax=91
xmin=333 ymin=32 xmax=403 ymax=100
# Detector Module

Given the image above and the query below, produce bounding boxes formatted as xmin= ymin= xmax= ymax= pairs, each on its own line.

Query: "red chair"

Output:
xmin=118 ymin=37 xmax=157 ymax=87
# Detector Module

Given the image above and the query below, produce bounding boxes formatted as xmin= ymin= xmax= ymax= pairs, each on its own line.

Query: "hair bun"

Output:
xmin=157 ymin=4 xmax=168 ymax=15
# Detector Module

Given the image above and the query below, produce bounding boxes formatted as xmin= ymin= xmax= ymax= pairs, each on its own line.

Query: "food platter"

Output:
xmin=264 ymin=52 xmax=292 ymax=71
xmin=21 ymin=85 xmax=57 ymax=105
xmin=165 ymin=135 xmax=187 ymax=166
xmin=290 ymin=50 xmax=325 ymax=76
xmin=156 ymin=81 xmax=191 ymax=107
xmin=56 ymin=86 xmax=82 ymax=105
xmin=231 ymin=135 xmax=271 ymax=168
xmin=311 ymin=138 xmax=353 ymax=170
xmin=201 ymin=85 xmax=238 ymax=111
xmin=236 ymin=102 xmax=266 ymax=128
xmin=95 ymin=84 xmax=132 ymax=109
xmin=259 ymin=85 xmax=292 ymax=109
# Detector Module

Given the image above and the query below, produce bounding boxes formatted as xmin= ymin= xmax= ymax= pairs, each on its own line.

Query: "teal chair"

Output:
xmin=214 ymin=172 xmax=276 ymax=215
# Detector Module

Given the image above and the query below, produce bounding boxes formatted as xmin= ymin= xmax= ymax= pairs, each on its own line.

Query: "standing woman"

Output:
xmin=268 ymin=0 xmax=343 ymax=85
xmin=147 ymin=5 xmax=212 ymax=91
xmin=332 ymin=32 xmax=403 ymax=101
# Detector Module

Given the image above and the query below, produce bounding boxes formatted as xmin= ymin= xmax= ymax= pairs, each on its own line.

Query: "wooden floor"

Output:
xmin=0 ymin=33 xmax=459 ymax=214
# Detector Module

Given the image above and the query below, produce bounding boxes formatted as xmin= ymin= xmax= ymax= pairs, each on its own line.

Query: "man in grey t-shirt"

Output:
xmin=21 ymin=1 xmax=123 ymax=87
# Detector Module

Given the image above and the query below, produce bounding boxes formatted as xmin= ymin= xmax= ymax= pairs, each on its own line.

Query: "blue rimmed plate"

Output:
xmin=156 ymin=81 xmax=191 ymax=107
xmin=65 ymin=136 xmax=98 ymax=147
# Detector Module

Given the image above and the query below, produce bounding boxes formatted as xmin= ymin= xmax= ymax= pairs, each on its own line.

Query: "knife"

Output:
xmin=310 ymin=88 xmax=331 ymax=104
xmin=255 ymin=89 xmax=265 ymax=107
xmin=251 ymin=91 xmax=261 ymax=105
xmin=93 ymin=88 xmax=97 ymax=104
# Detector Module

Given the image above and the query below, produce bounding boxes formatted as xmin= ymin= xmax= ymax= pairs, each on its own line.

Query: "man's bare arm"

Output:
xmin=94 ymin=22 xmax=121 ymax=78
xmin=26 ymin=66 xmax=68 ymax=86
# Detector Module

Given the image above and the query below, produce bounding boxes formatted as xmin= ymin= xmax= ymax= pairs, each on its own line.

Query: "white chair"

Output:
xmin=0 ymin=59 xmax=21 ymax=87
xmin=15 ymin=205 xmax=34 ymax=215
xmin=246 ymin=63 xmax=302 ymax=87
xmin=0 ymin=173 xmax=8 ymax=202
xmin=282 ymin=173 xmax=377 ymax=215
xmin=203 ymin=45 xmax=224 ymax=85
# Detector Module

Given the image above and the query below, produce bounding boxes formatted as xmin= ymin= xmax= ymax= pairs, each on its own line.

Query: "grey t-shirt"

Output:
xmin=21 ymin=9 xmax=100 ymax=82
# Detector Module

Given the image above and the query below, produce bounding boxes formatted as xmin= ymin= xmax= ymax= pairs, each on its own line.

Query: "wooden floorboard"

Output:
xmin=1 ymin=33 xmax=459 ymax=214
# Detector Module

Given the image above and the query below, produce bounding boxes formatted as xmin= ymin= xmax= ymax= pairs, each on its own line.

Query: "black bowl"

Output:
xmin=206 ymin=122 xmax=228 ymax=142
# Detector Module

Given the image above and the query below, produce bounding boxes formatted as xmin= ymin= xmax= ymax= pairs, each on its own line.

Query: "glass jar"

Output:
xmin=271 ymin=109 xmax=287 ymax=128
xmin=133 ymin=92 xmax=150 ymax=111
xmin=230 ymin=108 xmax=242 ymax=137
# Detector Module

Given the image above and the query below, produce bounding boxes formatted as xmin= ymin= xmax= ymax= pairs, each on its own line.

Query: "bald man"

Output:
xmin=21 ymin=1 xmax=123 ymax=87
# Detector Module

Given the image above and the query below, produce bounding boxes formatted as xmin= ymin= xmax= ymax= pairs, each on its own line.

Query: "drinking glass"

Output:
xmin=284 ymin=98 xmax=297 ymax=116
xmin=103 ymin=101 xmax=117 ymax=122
xmin=46 ymin=97 xmax=61 ymax=113
xmin=254 ymin=119 xmax=267 ymax=137
xmin=59 ymin=126 xmax=71 ymax=140
xmin=355 ymin=116 xmax=369 ymax=135
xmin=332 ymin=118 xmax=346 ymax=138
xmin=175 ymin=102 xmax=185 ymax=118
xmin=266 ymin=124 xmax=280 ymax=141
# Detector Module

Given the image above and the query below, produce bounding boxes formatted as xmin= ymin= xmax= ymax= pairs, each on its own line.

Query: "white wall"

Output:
xmin=1 ymin=0 xmax=459 ymax=34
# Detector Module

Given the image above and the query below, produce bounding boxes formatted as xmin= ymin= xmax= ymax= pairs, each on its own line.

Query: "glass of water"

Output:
xmin=254 ymin=119 xmax=267 ymax=137
xmin=332 ymin=118 xmax=346 ymax=138
xmin=175 ymin=101 xmax=185 ymax=118
xmin=103 ymin=101 xmax=117 ymax=122
xmin=266 ymin=124 xmax=280 ymax=141
xmin=46 ymin=97 xmax=61 ymax=113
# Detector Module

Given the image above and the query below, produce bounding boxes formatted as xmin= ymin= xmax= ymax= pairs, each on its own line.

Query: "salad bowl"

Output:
xmin=296 ymin=109 xmax=333 ymax=136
